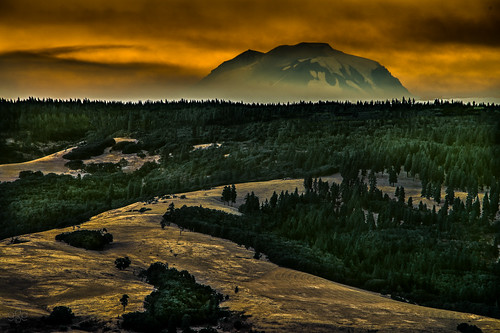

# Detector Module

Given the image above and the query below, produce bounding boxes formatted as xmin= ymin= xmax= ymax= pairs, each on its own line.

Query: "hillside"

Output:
xmin=1 ymin=179 xmax=499 ymax=332
xmin=1 ymin=99 xmax=499 ymax=331
xmin=0 ymin=137 xmax=159 ymax=183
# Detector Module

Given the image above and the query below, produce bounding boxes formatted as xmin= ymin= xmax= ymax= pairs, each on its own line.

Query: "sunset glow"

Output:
xmin=1 ymin=0 xmax=499 ymax=101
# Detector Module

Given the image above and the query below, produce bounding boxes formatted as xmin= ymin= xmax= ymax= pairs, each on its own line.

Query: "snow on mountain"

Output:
xmin=198 ymin=42 xmax=411 ymax=102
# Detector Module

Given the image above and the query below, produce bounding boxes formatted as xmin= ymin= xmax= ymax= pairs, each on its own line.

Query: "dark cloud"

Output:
xmin=388 ymin=2 xmax=500 ymax=47
xmin=0 ymin=47 xmax=201 ymax=100
xmin=2 ymin=0 xmax=498 ymax=49
xmin=25 ymin=45 xmax=137 ymax=57
xmin=0 ymin=48 xmax=197 ymax=76
xmin=0 ymin=0 xmax=499 ymax=100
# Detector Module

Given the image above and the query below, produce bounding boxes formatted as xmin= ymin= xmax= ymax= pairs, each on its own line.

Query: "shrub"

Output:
xmin=123 ymin=262 xmax=223 ymax=332
xmin=122 ymin=142 xmax=143 ymax=154
xmin=115 ymin=256 xmax=131 ymax=270
xmin=18 ymin=170 xmax=44 ymax=179
xmin=55 ymin=229 xmax=113 ymax=250
xmin=63 ymin=138 xmax=116 ymax=160
xmin=111 ymin=141 xmax=137 ymax=152
xmin=47 ymin=306 xmax=74 ymax=325
xmin=64 ymin=159 xmax=84 ymax=170
xmin=457 ymin=323 xmax=483 ymax=333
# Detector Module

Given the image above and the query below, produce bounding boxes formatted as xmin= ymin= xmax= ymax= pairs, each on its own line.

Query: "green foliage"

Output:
xmin=120 ymin=294 xmax=130 ymax=311
xmin=55 ymin=229 xmax=113 ymax=250
xmin=112 ymin=141 xmax=142 ymax=154
xmin=221 ymin=185 xmax=237 ymax=205
xmin=238 ymin=192 xmax=260 ymax=214
xmin=2 ymin=99 xmax=499 ymax=241
xmin=1 ymin=98 xmax=499 ymax=320
xmin=62 ymin=138 xmax=115 ymax=160
xmin=122 ymin=262 xmax=222 ymax=332
xmin=457 ymin=323 xmax=483 ymax=333
xmin=171 ymin=175 xmax=500 ymax=318
xmin=64 ymin=159 xmax=84 ymax=170
xmin=115 ymin=256 xmax=131 ymax=270
xmin=47 ymin=306 xmax=74 ymax=325
xmin=84 ymin=162 xmax=122 ymax=174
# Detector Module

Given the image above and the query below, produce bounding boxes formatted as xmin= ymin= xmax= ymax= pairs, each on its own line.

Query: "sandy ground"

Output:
xmin=0 ymin=179 xmax=499 ymax=332
xmin=0 ymin=138 xmax=159 ymax=183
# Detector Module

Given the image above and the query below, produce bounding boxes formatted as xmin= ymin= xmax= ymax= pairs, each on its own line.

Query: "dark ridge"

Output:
xmin=266 ymin=42 xmax=340 ymax=57
xmin=203 ymin=49 xmax=264 ymax=80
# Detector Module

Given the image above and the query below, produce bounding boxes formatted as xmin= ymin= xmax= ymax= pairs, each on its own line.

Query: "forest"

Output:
xmin=169 ymin=172 xmax=500 ymax=318
xmin=0 ymin=98 xmax=499 ymax=319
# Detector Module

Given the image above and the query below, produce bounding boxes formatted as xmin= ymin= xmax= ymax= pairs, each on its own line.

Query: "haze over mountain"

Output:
xmin=197 ymin=42 xmax=411 ymax=102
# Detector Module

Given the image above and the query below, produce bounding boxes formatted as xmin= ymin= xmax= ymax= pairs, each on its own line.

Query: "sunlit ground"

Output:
xmin=0 ymin=138 xmax=159 ymax=183
xmin=0 ymin=174 xmax=498 ymax=332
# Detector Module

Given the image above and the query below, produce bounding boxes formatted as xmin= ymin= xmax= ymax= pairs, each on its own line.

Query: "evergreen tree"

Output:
xmin=398 ymin=186 xmax=405 ymax=203
xmin=221 ymin=186 xmax=231 ymax=204
xmin=482 ymin=192 xmax=490 ymax=219
xmin=421 ymin=180 xmax=427 ymax=197
xmin=489 ymin=184 xmax=499 ymax=218
xmin=304 ymin=176 xmax=313 ymax=192
xmin=426 ymin=182 xmax=432 ymax=199
xmin=270 ymin=191 xmax=278 ymax=208
xmin=239 ymin=192 xmax=260 ymax=214
xmin=445 ymin=186 xmax=455 ymax=205
xmin=161 ymin=202 xmax=176 ymax=228
xmin=366 ymin=211 xmax=376 ymax=230
xmin=404 ymin=154 xmax=412 ymax=177
xmin=388 ymin=167 xmax=398 ymax=186
xmin=433 ymin=183 xmax=441 ymax=204
xmin=120 ymin=294 xmax=129 ymax=311
xmin=368 ymin=170 xmax=377 ymax=192
xmin=230 ymin=184 xmax=237 ymax=205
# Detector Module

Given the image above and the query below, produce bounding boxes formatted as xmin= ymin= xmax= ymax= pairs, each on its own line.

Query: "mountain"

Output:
xmin=198 ymin=42 xmax=411 ymax=102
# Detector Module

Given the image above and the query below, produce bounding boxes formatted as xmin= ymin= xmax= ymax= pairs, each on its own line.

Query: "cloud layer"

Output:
xmin=1 ymin=0 xmax=499 ymax=101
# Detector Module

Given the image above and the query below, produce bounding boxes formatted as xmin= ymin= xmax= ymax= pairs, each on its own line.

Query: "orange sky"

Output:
xmin=0 ymin=0 xmax=499 ymax=101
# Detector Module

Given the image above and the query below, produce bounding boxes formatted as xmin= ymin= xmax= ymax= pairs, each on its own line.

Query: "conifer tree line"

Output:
xmin=0 ymin=99 xmax=498 ymax=251
xmin=0 ymin=98 xmax=499 ymax=320
xmin=170 ymin=173 xmax=500 ymax=319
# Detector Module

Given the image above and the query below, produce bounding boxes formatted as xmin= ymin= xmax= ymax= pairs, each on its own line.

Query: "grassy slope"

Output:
xmin=0 ymin=138 xmax=158 ymax=183
xmin=0 ymin=179 xmax=498 ymax=333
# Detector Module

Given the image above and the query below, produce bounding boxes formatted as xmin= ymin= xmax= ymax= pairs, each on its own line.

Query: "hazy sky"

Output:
xmin=1 ymin=0 xmax=499 ymax=101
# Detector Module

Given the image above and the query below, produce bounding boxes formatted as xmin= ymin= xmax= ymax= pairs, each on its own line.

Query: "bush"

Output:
xmin=123 ymin=262 xmax=223 ymax=332
xmin=123 ymin=142 xmax=143 ymax=154
xmin=112 ymin=141 xmax=138 ymax=152
xmin=64 ymin=159 xmax=84 ymax=170
xmin=63 ymin=138 xmax=116 ymax=160
xmin=47 ymin=306 xmax=74 ymax=325
xmin=457 ymin=323 xmax=483 ymax=333
xmin=122 ymin=312 xmax=161 ymax=332
xmin=18 ymin=170 xmax=44 ymax=179
xmin=115 ymin=256 xmax=131 ymax=270
xmin=55 ymin=229 xmax=113 ymax=250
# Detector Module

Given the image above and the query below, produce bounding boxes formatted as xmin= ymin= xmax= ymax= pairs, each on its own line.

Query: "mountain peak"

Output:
xmin=294 ymin=42 xmax=334 ymax=49
xmin=267 ymin=42 xmax=340 ymax=58
xmin=199 ymin=42 xmax=411 ymax=102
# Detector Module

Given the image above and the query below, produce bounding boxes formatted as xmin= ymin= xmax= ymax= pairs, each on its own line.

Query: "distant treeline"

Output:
xmin=1 ymin=99 xmax=499 ymax=239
